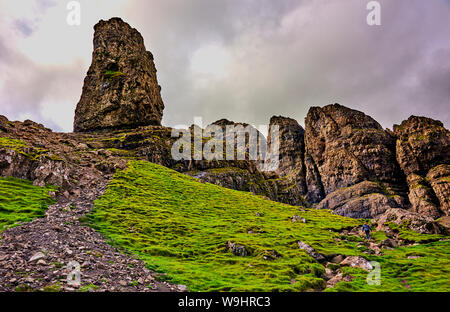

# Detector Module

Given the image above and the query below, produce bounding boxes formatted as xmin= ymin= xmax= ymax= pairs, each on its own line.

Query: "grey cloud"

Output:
xmin=13 ymin=19 xmax=34 ymax=37
xmin=0 ymin=35 xmax=82 ymax=132
xmin=122 ymin=0 xmax=450 ymax=131
xmin=0 ymin=0 xmax=449 ymax=132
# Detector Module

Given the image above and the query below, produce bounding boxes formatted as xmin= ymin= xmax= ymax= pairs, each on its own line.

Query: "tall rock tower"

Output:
xmin=74 ymin=18 xmax=164 ymax=132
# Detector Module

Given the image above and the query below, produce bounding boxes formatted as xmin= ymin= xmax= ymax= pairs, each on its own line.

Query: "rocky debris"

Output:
xmin=74 ymin=17 xmax=164 ymax=132
xmin=375 ymin=208 xmax=444 ymax=234
xmin=340 ymin=256 xmax=373 ymax=271
xmin=0 ymin=179 xmax=180 ymax=292
xmin=297 ymin=241 xmax=325 ymax=262
xmin=317 ymin=181 xmax=407 ymax=218
xmin=394 ymin=116 xmax=450 ymax=218
xmin=304 ymin=104 xmax=403 ymax=203
xmin=29 ymin=252 xmax=46 ymax=262
xmin=227 ymin=241 xmax=250 ymax=257
xmin=326 ymin=272 xmax=354 ymax=288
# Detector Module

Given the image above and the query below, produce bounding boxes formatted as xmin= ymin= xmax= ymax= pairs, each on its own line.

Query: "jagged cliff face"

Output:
xmin=266 ymin=116 xmax=308 ymax=203
xmin=74 ymin=18 xmax=164 ymax=132
xmin=394 ymin=116 xmax=450 ymax=218
xmin=304 ymin=104 xmax=402 ymax=203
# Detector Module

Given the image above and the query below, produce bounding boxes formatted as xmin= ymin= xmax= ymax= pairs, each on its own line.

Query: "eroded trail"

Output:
xmin=0 ymin=180 xmax=183 ymax=292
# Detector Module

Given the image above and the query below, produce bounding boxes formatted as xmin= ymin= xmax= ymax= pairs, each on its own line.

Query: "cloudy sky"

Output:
xmin=0 ymin=0 xmax=449 ymax=132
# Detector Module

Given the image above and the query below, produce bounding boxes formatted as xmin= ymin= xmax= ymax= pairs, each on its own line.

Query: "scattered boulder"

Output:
xmin=227 ymin=241 xmax=250 ymax=257
xmin=297 ymin=241 xmax=325 ymax=262
xmin=317 ymin=181 xmax=407 ymax=218
xmin=326 ymin=272 xmax=353 ymax=288
xmin=292 ymin=215 xmax=306 ymax=223
xmin=340 ymin=256 xmax=373 ymax=271
xmin=379 ymin=238 xmax=398 ymax=248
xmin=375 ymin=208 xmax=444 ymax=234
xmin=262 ymin=250 xmax=282 ymax=260
xmin=330 ymin=254 xmax=345 ymax=264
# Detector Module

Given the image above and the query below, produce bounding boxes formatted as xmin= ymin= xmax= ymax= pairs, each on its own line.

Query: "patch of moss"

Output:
xmin=88 ymin=160 xmax=450 ymax=292
xmin=104 ymin=70 xmax=126 ymax=81
xmin=0 ymin=177 xmax=57 ymax=232
xmin=0 ymin=137 xmax=27 ymax=150
xmin=0 ymin=137 xmax=61 ymax=161
xmin=88 ymin=161 xmax=367 ymax=291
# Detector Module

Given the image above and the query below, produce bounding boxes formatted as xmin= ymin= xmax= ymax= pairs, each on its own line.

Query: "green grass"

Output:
xmin=89 ymin=161 xmax=450 ymax=292
xmin=104 ymin=70 xmax=126 ymax=81
xmin=327 ymin=241 xmax=450 ymax=292
xmin=0 ymin=177 xmax=57 ymax=232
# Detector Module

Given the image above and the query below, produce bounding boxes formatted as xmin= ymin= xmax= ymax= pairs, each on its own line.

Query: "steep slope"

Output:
xmin=88 ymin=160 xmax=450 ymax=292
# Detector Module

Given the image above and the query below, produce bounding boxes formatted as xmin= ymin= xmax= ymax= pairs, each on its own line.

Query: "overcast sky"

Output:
xmin=0 ymin=0 xmax=449 ymax=132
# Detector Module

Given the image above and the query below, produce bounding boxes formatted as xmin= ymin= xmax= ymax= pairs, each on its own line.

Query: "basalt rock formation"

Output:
xmin=2 ymin=17 xmax=450 ymax=232
xmin=74 ymin=18 xmax=164 ymax=132
xmin=304 ymin=104 xmax=403 ymax=202
xmin=394 ymin=116 xmax=450 ymax=218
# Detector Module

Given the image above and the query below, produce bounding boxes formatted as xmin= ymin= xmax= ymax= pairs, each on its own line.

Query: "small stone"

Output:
xmin=37 ymin=259 xmax=47 ymax=265
xmin=29 ymin=252 xmax=45 ymax=262
xmin=119 ymin=280 xmax=127 ymax=286
xmin=330 ymin=255 xmax=345 ymax=264
xmin=177 ymin=285 xmax=188 ymax=292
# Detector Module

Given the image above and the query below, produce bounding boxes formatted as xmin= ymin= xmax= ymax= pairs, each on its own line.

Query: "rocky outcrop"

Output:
xmin=74 ymin=18 xmax=164 ymax=132
xmin=394 ymin=116 xmax=450 ymax=218
xmin=375 ymin=208 xmax=445 ymax=235
xmin=304 ymin=104 xmax=405 ymax=204
xmin=317 ymin=181 xmax=406 ymax=218
xmin=267 ymin=116 xmax=307 ymax=196
xmin=0 ymin=115 xmax=126 ymax=197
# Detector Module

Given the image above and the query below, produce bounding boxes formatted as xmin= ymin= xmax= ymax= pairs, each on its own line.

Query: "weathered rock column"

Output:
xmin=74 ymin=17 xmax=164 ymax=132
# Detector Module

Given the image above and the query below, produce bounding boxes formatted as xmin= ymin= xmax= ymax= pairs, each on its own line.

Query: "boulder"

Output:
xmin=340 ymin=256 xmax=373 ymax=271
xmin=297 ymin=241 xmax=325 ymax=262
xmin=317 ymin=181 xmax=406 ymax=218
xmin=74 ymin=18 xmax=164 ymax=132
xmin=227 ymin=241 xmax=250 ymax=257
xmin=375 ymin=208 xmax=444 ymax=234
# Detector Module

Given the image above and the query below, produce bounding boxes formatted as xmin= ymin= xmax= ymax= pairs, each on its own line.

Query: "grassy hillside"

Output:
xmin=0 ymin=177 xmax=57 ymax=232
xmin=88 ymin=161 xmax=450 ymax=292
